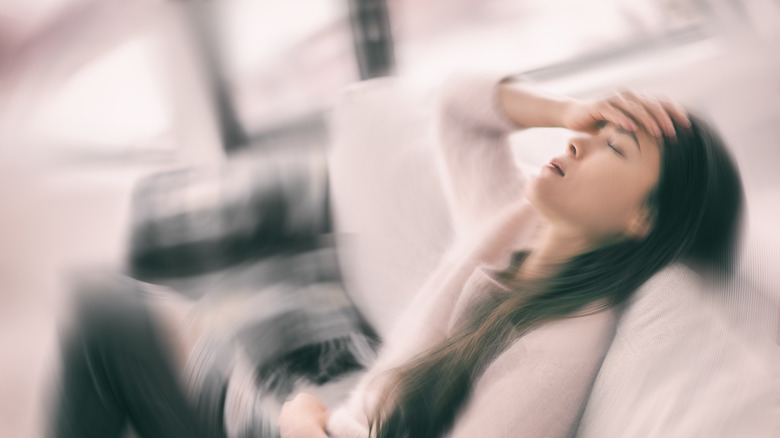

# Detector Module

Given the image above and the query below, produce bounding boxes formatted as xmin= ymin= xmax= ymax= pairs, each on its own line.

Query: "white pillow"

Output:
xmin=327 ymin=77 xmax=453 ymax=337
xmin=578 ymin=262 xmax=779 ymax=437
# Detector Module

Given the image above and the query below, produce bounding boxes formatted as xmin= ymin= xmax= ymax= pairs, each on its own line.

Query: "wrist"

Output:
xmin=559 ymin=99 xmax=585 ymax=131
xmin=555 ymin=98 xmax=582 ymax=130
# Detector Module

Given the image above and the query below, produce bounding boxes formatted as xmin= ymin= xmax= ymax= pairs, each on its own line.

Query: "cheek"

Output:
xmin=586 ymin=168 xmax=638 ymax=201
xmin=574 ymin=167 xmax=654 ymax=233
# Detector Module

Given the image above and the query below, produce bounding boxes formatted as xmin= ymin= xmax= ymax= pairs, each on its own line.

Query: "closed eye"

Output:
xmin=608 ymin=141 xmax=624 ymax=156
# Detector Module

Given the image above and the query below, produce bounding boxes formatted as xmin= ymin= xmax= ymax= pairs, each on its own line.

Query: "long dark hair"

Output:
xmin=368 ymin=115 xmax=744 ymax=437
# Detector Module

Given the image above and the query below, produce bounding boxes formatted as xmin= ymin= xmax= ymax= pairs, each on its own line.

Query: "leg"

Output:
xmin=49 ymin=277 xmax=224 ymax=438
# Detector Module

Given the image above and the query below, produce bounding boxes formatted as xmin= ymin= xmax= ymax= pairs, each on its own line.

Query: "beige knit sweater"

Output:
xmin=326 ymin=73 xmax=617 ymax=438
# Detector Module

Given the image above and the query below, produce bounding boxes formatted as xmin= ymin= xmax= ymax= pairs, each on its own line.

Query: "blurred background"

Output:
xmin=0 ymin=0 xmax=778 ymax=436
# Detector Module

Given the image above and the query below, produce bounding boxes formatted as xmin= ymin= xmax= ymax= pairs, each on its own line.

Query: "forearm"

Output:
xmin=497 ymin=77 xmax=577 ymax=129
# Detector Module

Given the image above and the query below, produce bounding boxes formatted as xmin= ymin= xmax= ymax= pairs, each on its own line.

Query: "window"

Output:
xmin=31 ymin=36 xmax=173 ymax=155
xmin=215 ymin=0 xmax=357 ymax=132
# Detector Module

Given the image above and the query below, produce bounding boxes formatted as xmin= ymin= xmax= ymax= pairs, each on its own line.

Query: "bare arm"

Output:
xmin=498 ymin=76 xmax=689 ymax=137
xmin=496 ymin=77 xmax=576 ymax=129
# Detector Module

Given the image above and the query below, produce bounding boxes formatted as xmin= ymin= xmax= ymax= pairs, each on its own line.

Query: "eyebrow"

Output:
xmin=615 ymin=126 xmax=641 ymax=153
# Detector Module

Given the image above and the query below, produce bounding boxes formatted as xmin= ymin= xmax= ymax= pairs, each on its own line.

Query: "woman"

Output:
xmin=278 ymin=72 xmax=743 ymax=437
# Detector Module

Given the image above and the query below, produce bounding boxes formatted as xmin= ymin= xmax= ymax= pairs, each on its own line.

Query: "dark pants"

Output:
xmin=49 ymin=277 xmax=225 ymax=438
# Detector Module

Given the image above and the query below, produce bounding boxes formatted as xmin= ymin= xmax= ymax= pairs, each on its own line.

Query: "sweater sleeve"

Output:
xmin=435 ymin=72 xmax=528 ymax=242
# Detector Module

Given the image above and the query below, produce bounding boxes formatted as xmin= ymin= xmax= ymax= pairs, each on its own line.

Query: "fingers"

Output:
xmin=606 ymin=90 xmax=690 ymax=139
xmin=659 ymin=99 xmax=691 ymax=129
xmin=590 ymin=102 xmax=638 ymax=132
xmin=621 ymin=90 xmax=673 ymax=137
xmin=608 ymin=93 xmax=663 ymax=137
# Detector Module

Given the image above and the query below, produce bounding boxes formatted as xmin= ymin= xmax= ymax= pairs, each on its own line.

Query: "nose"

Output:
xmin=567 ymin=139 xmax=580 ymax=158
xmin=567 ymin=135 xmax=594 ymax=159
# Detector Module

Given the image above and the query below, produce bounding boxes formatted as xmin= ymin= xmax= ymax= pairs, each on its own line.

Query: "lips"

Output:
xmin=548 ymin=159 xmax=565 ymax=176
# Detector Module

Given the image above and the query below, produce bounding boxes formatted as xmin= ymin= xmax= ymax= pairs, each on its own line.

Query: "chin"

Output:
xmin=525 ymin=178 xmax=578 ymax=228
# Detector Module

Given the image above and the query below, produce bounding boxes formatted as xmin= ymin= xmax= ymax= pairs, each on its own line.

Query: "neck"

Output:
xmin=515 ymin=226 xmax=592 ymax=282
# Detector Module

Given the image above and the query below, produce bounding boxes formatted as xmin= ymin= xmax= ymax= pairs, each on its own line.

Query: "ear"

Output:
xmin=625 ymin=206 xmax=654 ymax=241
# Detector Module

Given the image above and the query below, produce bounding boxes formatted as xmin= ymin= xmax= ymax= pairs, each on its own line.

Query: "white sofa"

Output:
xmin=327 ymin=75 xmax=779 ymax=437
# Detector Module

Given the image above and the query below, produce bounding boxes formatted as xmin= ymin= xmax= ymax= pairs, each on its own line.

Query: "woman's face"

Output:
xmin=525 ymin=123 xmax=662 ymax=244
